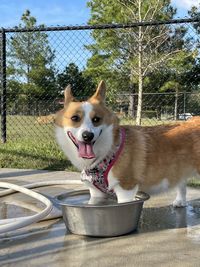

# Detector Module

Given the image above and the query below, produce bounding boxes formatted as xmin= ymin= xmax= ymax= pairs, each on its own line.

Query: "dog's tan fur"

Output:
xmin=112 ymin=121 xmax=200 ymax=192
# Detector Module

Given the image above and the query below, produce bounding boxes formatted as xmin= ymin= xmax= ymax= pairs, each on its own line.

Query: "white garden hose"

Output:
xmin=0 ymin=179 xmax=82 ymax=235
xmin=0 ymin=180 xmax=81 ymax=197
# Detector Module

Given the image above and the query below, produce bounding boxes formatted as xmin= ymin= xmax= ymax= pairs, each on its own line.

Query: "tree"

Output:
xmin=7 ymin=10 xmax=56 ymax=114
xmin=159 ymin=22 xmax=197 ymax=118
xmin=187 ymin=5 xmax=200 ymax=92
xmin=57 ymin=63 xmax=95 ymax=99
xmin=86 ymin=0 xmax=192 ymax=124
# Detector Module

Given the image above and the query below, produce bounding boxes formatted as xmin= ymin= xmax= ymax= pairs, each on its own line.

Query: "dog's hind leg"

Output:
xmin=172 ymin=180 xmax=187 ymax=208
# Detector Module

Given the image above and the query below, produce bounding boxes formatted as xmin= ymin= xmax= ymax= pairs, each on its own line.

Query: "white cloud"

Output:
xmin=172 ymin=0 xmax=200 ymax=9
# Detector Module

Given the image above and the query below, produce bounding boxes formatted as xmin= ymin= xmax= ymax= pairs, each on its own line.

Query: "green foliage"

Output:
xmin=57 ymin=63 xmax=95 ymax=99
xmin=160 ymin=80 xmax=180 ymax=92
xmin=187 ymin=6 xmax=200 ymax=91
xmin=86 ymin=0 xmax=199 ymax=97
xmin=86 ymin=0 xmax=178 ymax=97
xmin=7 ymin=10 xmax=57 ymax=109
xmin=87 ymin=0 xmax=176 ymax=24
xmin=188 ymin=5 xmax=200 ymax=34
xmin=160 ymin=51 xmax=196 ymax=93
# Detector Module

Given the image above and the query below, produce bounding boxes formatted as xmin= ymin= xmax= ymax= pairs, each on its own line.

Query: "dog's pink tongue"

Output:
xmin=78 ymin=141 xmax=95 ymax=159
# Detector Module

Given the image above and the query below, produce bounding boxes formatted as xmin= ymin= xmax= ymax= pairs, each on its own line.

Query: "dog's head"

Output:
xmin=55 ymin=81 xmax=119 ymax=160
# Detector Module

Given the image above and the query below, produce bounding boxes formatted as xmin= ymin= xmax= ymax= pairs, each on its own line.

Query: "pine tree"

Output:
xmin=57 ymin=63 xmax=95 ymax=99
xmin=7 ymin=10 xmax=56 ymax=114
xmin=86 ymin=0 xmax=191 ymax=124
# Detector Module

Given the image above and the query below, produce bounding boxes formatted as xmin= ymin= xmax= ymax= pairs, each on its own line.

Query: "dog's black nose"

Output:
xmin=82 ymin=131 xmax=94 ymax=142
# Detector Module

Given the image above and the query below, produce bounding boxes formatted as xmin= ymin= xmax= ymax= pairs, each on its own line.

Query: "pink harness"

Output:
xmin=81 ymin=128 xmax=126 ymax=196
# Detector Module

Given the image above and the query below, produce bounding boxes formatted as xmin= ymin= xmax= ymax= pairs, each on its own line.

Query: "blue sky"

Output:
xmin=172 ymin=0 xmax=200 ymax=17
xmin=0 ymin=0 xmax=199 ymax=28
xmin=0 ymin=0 xmax=90 ymax=28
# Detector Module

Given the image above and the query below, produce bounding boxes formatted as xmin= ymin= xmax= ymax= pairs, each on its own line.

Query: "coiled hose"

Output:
xmin=0 ymin=180 xmax=82 ymax=234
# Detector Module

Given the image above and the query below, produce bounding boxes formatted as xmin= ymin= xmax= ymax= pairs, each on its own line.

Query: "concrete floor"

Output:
xmin=0 ymin=168 xmax=200 ymax=267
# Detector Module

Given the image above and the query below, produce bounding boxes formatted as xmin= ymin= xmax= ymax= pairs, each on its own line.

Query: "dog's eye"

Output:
xmin=92 ymin=116 xmax=101 ymax=124
xmin=71 ymin=115 xmax=81 ymax=122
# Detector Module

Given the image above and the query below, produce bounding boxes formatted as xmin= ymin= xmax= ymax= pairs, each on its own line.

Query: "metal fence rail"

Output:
xmin=0 ymin=17 xmax=200 ymax=143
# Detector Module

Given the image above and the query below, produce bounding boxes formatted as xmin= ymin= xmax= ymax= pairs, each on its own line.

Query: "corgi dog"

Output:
xmin=55 ymin=81 xmax=200 ymax=205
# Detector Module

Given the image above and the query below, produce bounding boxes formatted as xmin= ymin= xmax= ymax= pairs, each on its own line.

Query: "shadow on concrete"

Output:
xmin=139 ymin=199 xmax=200 ymax=233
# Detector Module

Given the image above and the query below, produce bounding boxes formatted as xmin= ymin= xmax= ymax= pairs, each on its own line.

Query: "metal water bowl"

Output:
xmin=57 ymin=189 xmax=149 ymax=237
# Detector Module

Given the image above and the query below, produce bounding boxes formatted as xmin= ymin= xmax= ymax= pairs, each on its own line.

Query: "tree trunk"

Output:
xmin=136 ymin=0 xmax=143 ymax=126
xmin=136 ymin=23 xmax=143 ymax=125
xmin=136 ymin=72 xmax=143 ymax=125
xmin=129 ymin=69 xmax=135 ymax=117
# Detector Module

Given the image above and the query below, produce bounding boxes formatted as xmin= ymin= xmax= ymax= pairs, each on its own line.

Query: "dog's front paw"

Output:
xmin=88 ymin=197 xmax=107 ymax=205
xmin=172 ymin=199 xmax=187 ymax=208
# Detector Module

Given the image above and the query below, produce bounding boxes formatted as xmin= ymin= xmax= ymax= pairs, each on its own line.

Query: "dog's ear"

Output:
xmin=91 ymin=80 xmax=106 ymax=102
xmin=64 ymin=84 xmax=73 ymax=107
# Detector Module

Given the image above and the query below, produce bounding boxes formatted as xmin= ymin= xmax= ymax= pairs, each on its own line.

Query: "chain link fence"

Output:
xmin=1 ymin=18 xmax=200 ymax=144
xmin=117 ymin=92 xmax=200 ymax=122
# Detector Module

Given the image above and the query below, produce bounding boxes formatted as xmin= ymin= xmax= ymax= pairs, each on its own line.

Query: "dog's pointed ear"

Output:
xmin=64 ymin=84 xmax=73 ymax=107
xmin=92 ymin=80 xmax=106 ymax=102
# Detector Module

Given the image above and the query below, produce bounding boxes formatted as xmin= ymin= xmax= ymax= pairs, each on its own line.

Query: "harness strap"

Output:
xmin=103 ymin=127 xmax=126 ymax=187
xmin=82 ymin=127 xmax=126 ymax=196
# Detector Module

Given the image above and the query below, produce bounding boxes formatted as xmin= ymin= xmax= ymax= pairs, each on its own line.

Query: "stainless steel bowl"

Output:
xmin=56 ymin=189 xmax=149 ymax=237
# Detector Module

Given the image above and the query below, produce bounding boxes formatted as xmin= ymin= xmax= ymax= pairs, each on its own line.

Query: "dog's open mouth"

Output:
xmin=67 ymin=131 xmax=96 ymax=159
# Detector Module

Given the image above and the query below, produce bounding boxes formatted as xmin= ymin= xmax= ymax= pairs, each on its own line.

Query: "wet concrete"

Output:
xmin=1 ymin=169 xmax=200 ymax=267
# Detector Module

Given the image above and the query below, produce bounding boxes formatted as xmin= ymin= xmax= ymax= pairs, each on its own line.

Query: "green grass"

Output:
xmin=0 ymin=138 xmax=76 ymax=171
xmin=187 ymin=178 xmax=200 ymax=188
xmin=120 ymin=116 xmax=176 ymax=126
xmin=0 ymin=115 xmax=76 ymax=171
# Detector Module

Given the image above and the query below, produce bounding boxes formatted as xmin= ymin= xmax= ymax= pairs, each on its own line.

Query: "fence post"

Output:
xmin=0 ymin=28 xmax=6 ymax=143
